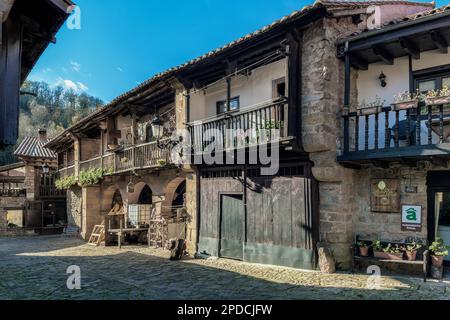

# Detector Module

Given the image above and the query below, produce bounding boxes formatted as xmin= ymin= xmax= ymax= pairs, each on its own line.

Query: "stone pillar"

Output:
xmin=24 ymin=164 xmax=36 ymax=201
xmin=172 ymin=81 xmax=199 ymax=255
xmin=71 ymin=135 xmax=80 ymax=177
xmin=185 ymin=171 xmax=198 ymax=255
xmin=67 ymin=187 xmax=82 ymax=231
xmin=81 ymin=185 xmax=102 ymax=239
xmin=301 ymin=18 xmax=360 ymax=269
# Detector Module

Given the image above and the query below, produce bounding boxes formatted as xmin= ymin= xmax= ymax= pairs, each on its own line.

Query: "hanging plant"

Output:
xmin=55 ymin=175 xmax=78 ymax=190
xmin=79 ymin=168 xmax=112 ymax=187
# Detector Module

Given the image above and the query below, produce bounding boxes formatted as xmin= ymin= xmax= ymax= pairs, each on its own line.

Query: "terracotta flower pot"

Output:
xmin=374 ymin=251 xmax=403 ymax=260
xmin=359 ymin=247 xmax=369 ymax=257
xmin=404 ymin=250 xmax=417 ymax=261
xmin=431 ymin=255 xmax=444 ymax=267
xmin=374 ymin=251 xmax=389 ymax=259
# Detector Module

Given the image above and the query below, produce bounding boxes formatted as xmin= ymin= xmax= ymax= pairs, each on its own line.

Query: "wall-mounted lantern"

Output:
xmin=379 ymin=72 xmax=387 ymax=88
xmin=42 ymin=163 xmax=50 ymax=174
xmin=151 ymin=115 xmax=163 ymax=140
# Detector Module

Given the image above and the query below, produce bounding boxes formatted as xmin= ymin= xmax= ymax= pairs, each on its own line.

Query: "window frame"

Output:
xmin=216 ymin=96 xmax=240 ymax=115
xmin=413 ymin=64 xmax=450 ymax=93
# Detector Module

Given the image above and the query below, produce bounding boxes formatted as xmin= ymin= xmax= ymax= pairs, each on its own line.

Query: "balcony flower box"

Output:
xmin=392 ymin=99 xmax=418 ymax=111
xmin=357 ymin=105 xmax=383 ymax=116
xmin=425 ymin=95 xmax=450 ymax=106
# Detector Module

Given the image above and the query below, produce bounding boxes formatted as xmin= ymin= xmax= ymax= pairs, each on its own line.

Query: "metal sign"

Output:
xmin=401 ymin=205 xmax=422 ymax=232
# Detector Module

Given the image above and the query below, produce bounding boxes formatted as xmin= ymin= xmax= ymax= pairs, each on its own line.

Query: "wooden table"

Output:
xmin=108 ymin=227 xmax=149 ymax=249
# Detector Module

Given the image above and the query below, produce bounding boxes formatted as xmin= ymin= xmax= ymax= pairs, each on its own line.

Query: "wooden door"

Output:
xmin=219 ymin=194 xmax=244 ymax=260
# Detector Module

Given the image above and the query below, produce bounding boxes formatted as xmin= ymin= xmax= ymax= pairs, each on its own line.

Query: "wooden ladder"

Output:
xmin=88 ymin=225 xmax=105 ymax=246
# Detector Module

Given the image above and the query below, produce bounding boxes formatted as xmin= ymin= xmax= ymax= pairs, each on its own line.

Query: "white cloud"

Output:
xmin=55 ymin=77 xmax=88 ymax=92
xmin=70 ymin=60 xmax=81 ymax=72
xmin=76 ymin=82 xmax=89 ymax=91
xmin=42 ymin=67 xmax=53 ymax=74
xmin=117 ymin=67 xmax=124 ymax=72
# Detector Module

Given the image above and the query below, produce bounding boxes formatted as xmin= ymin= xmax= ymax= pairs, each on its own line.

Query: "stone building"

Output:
xmin=0 ymin=129 xmax=66 ymax=234
xmin=46 ymin=0 xmax=440 ymax=270
xmin=336 ymin=3 xmax=450 ymax=269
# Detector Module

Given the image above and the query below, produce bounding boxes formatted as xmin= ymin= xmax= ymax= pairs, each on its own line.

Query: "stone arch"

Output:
xmin=161 ymin=177 xmax=186 ymax=218
xmin=138 ymin=185 xmax=152 ymax=204
xmin=101 ymin=184 xmax=125 ymax=215
xmin=127 ymin=182 xmax=153 ymax=205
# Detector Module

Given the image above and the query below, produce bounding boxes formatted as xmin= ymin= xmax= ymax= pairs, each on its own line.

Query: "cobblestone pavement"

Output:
xmin=0 ymin=235 xmax=450 ymax=300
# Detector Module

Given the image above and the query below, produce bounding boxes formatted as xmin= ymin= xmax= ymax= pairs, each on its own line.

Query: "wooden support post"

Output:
xmin=186 ymin=88 xmax=191 ymax=124
xmin=343 ymin=49 xmax=351 ymax=154
xmin=287 ymin=31 xmax=302 ymax=147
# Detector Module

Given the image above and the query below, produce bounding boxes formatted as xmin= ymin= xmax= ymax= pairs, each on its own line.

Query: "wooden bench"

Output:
xmin=351 ymin=236 xmax=429 ymax=282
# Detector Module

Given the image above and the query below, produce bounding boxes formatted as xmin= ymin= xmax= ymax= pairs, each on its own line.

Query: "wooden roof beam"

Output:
xmin=430 ymin=30 xmax=448 ymax=54
xmin=373 ymin=45 xmax=394 ymax=65
xmin=350 ymin=53 xmax=368 ymax=70
xmin=399 ymin=38 xmax=420 ymax=60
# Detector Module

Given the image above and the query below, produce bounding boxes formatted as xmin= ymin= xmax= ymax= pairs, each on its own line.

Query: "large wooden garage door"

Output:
xmin=219 ymin=194 xmax=244 ymax=260
xmin=198 ymin=163 xmax=318 ymax=269
xmin=245 ymin=164 xmax=318 ymax=269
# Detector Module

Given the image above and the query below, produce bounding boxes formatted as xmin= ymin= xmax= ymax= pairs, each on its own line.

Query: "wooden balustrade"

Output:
xmin=340 ymin=102 xmax=450 ymax=162
xmin=58 ymin=140 xmax=171 ymax=177
xmin=188 ymin=100 xmax=288 ymax=154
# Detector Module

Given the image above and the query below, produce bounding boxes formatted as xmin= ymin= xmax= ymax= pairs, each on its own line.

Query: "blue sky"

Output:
xmin=29 ymin=0 xmax=442 ymax=102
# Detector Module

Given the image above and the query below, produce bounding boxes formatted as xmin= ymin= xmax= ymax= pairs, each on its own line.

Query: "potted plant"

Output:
xmin=404 ymin=242 xmax=422 ymax=261
xmin=392 ymin=91 xmax=419 ymax=111
xmin=429 ymin=237 xmax=449 ymax=267
xmin=157 ymin=159 xmax=167 ymax=166
xmin=373 ymin=240 xmax=387 ymax=259
xmin=383 ymin=243 xmax=404 ymax=260
xmin=356 ymin=241 xmax=371 ymax=257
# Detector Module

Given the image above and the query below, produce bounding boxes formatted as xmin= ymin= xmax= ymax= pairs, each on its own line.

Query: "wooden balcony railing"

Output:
xmin=0 ymin=188 xmax=26 ymax=197
xmin=38 ymin=185 xmax=66 ymax=198
xmin=58 ymin=140 xmax=171 ymax=177
xmin=188 ymin=99 xmax=288 ymax=154
xmin=58 ymin=165 xmax=75 ymax=178
xmin=339 ymin=102 xmax=450 ymax=163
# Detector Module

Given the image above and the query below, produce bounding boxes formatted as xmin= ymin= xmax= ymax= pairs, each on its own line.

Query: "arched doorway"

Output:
xmin=161 ymin=177 xmax=186 ymax=219
xmin=111 ymin=189 xmax=123 ymax=208
xmin=172 ymin=181 xmax=186 ymax=209
xmin=138 ymin=185 xmax=152 ymax=205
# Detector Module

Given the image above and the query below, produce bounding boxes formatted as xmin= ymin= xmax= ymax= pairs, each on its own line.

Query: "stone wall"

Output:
xmin=67 ymin=187 xmax=82 ymax=231
xmin=301 ymin=17 xmax=360 ymax=269
xmin=353 ymin=163 xmax=431 ymax=242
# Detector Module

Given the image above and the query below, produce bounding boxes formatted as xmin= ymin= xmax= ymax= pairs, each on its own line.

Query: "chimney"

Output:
xmin=38 ymin=128 xmax=47 ymax=142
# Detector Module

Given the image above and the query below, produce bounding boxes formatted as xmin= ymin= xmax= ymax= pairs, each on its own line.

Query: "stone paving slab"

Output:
xmin=0 ymin=235 xmax=449 ymax=300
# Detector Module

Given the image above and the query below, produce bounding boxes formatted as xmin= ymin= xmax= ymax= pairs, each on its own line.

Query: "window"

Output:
xmin=414 ymin=65 xmax=450 ymax=93
xmin=272 ymin=77 xmax=286 ymax=99
xmin=217 ymin=97 xmax=240 ymax=115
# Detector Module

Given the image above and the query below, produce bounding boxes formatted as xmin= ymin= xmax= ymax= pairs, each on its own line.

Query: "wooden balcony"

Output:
xmin=188 ymin=99 xmax=290 ymax=155
xmin=0 ymin=178 xmax=26 ymax=197
xmin=339 ymin=102 xmax=450 ymax=166
xmin=61 ymin=140 xmax=171 ymax=178
xmin=38 ymin=173 xmax=66 ymax=198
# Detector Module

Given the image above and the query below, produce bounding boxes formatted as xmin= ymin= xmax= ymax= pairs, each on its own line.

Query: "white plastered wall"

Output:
xmin=189 ymin=58 xmax=287 ymax=122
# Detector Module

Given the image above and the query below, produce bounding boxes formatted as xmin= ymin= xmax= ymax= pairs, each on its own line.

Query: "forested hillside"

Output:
xmin=0 ymin=81 xmax=104 ymax=165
